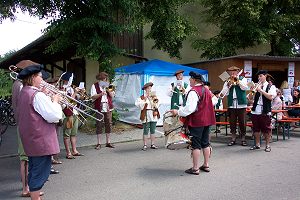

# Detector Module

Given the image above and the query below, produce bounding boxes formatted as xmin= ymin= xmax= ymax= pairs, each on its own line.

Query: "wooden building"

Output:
xmin=186 ymin=54 xmax=300 ymax=92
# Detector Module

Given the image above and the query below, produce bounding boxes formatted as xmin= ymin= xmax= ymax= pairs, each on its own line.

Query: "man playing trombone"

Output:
xmin=220 ymin=66 xmax=248 ymax=146
xmin=60 ymin=72 xmax=84 ymax=159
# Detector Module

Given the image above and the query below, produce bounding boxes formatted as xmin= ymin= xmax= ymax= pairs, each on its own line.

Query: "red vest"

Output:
xmin=185 ymin=85 xmax=216 ymax=127
xmin=94 ymin=82 xmax=114 ymax=112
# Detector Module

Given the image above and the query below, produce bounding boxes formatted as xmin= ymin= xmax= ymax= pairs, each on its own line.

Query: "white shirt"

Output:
xmin=221 ymin=76 xmax=248 ymax=108
xmin=251 ymin=82 xmax=277 ymax=115
xmin=32 ymin=86 xmax=63 ymax=123
xmin=63 ymin=85 xmax=79 ymax=115
xmin=90 ymin=82 xmax=115 ymax=112
xmin=167 ymin=81 xmax=190 ymax=105
xmin=178 ymin=84 xmax=202 ymax=117
xmin=135 ymin=95 xmax=160 ymax=123
xmin=212 ymin=96 xmax=223 ymax=109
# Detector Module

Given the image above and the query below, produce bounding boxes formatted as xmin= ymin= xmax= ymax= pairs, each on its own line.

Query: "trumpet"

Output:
xmin=71 ymin=85 xmax=91 ymax=100
xmin=9 ymin=70 xmax=104 ymax=123
xmin=246 ymin=81 xmax=262 ymax=98
xmin=227 ymin=76 xmax=239 ymax=86
xmin=106 ymin=84 xmax=115 ymax=92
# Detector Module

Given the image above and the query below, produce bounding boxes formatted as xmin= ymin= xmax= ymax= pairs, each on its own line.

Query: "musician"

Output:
xmin=212 ymin=90 xmax=223 ymax=133
xmin=17 ymin=64 xmax=62 ymax=200
xmin=135 ymin=82 xmax=160 ymax=151
xmin=60 ymin=72 xmax=84 ymax=159
xmin=168 ymin=70 xmax=190 ymax=109
xmin=171 ymin=72 xmax=215 ymax=175
xmin=91 ymin=72 xmax=115 ymax=150
xmin=221 ymin=66 xmax=248 ymax=146
xmin=11 ymin=60 xmax=49 ymax=197
xmin=249 ymin=70 xmax=276 ymax=152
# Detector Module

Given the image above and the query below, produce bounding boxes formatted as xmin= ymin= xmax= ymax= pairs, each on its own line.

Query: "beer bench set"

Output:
xmin=214 ymin=108 xmax=299 ymax=141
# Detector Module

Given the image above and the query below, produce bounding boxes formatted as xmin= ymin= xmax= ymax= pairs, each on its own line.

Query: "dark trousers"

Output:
xmin=228 ymin=108 xmax=246 ymax=138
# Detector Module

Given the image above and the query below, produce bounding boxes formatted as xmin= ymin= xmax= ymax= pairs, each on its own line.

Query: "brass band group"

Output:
xmin=10 ymin=59 xmax=294 ymax=199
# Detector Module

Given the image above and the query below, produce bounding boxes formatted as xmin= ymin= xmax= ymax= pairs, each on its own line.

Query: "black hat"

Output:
xmin=256 ymin=70 xmax=268 ymax=76
xmin=17 ymin=64 xmax=49 ymax=80
xmin=204 ymin=81 xmax=211 ymax=86
xmin=61 ymin=72 xmax=73 ymax=81
xmin=189 ymin=71 xmax=204 ymax=82
xmin=142 ymin=82 xmax=153 ymax=90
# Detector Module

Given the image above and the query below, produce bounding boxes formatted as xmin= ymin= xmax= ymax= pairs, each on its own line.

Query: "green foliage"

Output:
xmin=112 ymin=109 xmax=120 ymax=124
xmin=193 ymin=0 xmax=300 ymax=59
xmin=0 ymin=0 xmax=195 ymax=61
xmin=0 ymin=69 xmax=13 ymax=98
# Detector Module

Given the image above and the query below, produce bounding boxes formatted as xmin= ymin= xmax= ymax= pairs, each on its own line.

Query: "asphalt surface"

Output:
xmin=1 ymin=126 xmax=300 ymax=200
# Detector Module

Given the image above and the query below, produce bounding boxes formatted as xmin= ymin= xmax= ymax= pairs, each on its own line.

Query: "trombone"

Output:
xmin=9 ymin=69 xmax=104 ymax=123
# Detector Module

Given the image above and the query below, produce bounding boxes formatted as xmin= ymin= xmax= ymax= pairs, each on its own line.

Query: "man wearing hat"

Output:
xmin=171 ymin=72 xmax=215 ymax=175
xmin=249 ymin=70 xmax=276 ymax=152
xmin=17 ymin=63 xmax=62 ymax=199
xmin=168 ymin=70 xmax=190 ymax=109
xmin=221 ymin=66 xmax=248 ymax=146
xmin=135 ymin=82 xmax=160 ymax=151
xmin=11 ymin=60 xmax=51 ymax=197
xmin=59 ymin=72 xmax=84 ymax=159
xmin=91 ymin=72 xmax=115 ymax=150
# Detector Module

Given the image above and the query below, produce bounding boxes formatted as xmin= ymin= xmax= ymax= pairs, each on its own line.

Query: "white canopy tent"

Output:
xmin=113 ymin=59 xmax=208 ymax=125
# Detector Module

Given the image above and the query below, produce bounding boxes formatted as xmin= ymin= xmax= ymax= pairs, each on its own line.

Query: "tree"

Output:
xmin=0 ymin=0 xmax=195 ymax=70
xmin=192 ymin=0 xmax=300 ymax=59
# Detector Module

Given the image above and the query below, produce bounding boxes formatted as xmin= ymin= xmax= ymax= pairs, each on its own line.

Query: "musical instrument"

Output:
xmin=106 ymin=84 xmax=115 ymax=92
xmin=163 ymin=111 xmax=191 ymax=150
xmin=246 ymin=81 xmax=262 ymax=99
xmin=71 ymin=85 xmax=91 ymax=100
xmin=9 ymin=70 xmax=104 ymax=124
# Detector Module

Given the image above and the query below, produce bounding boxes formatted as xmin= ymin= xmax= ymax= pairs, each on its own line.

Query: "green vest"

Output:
xmin=227 ymin=77 xmax=247 ymax=107
xmin=171 ymin=82 xmax=188 ymax=109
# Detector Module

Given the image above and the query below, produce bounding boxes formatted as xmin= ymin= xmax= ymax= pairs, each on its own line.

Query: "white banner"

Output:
xmin=244 ymin=61 xmax=252 ymax=77
xmin=288 ymin=62 xmax=295 ymax=77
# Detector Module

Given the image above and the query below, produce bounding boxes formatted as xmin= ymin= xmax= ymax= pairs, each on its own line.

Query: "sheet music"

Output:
xmin=219 ymin=71 xmax=230 ymax=81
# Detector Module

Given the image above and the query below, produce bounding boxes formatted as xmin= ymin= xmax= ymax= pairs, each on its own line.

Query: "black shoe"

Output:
xmin=250 ymin=145 xmax=260 ymax=150
xmin=50 ymin=168 xmax=59 ymax=174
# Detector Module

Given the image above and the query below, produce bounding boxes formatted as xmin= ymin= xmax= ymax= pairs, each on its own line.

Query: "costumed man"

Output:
xmin=220 ymin=66 xmax=248 ymax=146
xmin=11 ymin=60 xmax=49 ymax=197
xmin=91 ymin=72 xmax=115 ymax=150
xmin=135 ymin=82 xmax=160 ymax=151
xmin=171 ymin=72 xmax=215 ymax=175
xmin=17 ymin=64 xmax=62 ymax=200
xmin=249 ymin=70 xmax=276 ymax=152
xmin=168 ymin=70 xmax=190 ymax=109
xmin=60 ymin=72 xmax=84 ymax=159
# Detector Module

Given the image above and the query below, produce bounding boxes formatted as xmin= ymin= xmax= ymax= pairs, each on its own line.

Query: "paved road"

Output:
xmin=1 ymin=133 xmax=300 ymax=200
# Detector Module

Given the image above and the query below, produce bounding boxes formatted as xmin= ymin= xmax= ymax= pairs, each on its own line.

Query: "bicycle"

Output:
xmin=0 ymin=99 xmax=9 ymax=146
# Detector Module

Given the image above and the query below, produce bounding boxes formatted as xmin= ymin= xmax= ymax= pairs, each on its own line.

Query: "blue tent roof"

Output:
xmin=115 ymin=59 xmax=208 ymax=76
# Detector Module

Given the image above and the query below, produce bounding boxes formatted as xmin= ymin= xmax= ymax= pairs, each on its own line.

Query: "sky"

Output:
xmin=0 ymin=11 xmax=49 ymax=56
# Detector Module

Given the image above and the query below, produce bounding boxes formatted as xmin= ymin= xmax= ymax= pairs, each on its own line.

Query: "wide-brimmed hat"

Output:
xmin=96 ymin=72 xmax=108 ymax=80
xmin=189 ymin=71 xmax=204 ymax=82
xmin=142 ymin=82 xmax=153 ymax=90
xmin=16 ymin=60 xmax=39 ymax=69
xmin=17 ymin=64 xmax=44 ymax=79
xmin=174 ymin=70 xmax=184 ymax=76
xmin=226 ymin=66 xmax=240 ymax=71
